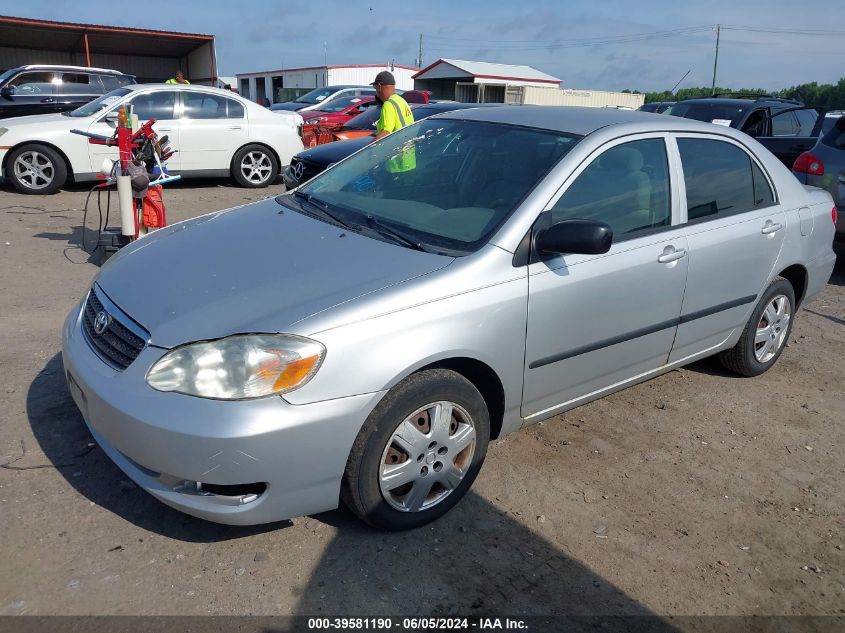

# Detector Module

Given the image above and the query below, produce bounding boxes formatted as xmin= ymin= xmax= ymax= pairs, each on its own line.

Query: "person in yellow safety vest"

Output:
xmin=371 ymin=70 xmax=415 ymax=173
xmin=165 ymin=70 xmax=190 ymax=84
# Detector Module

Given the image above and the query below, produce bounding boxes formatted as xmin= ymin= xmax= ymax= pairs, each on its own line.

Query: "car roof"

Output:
xmin=434 ymin=104 xmax=764 ymax=139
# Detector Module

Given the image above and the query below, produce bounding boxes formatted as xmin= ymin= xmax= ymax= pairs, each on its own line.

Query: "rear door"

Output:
xmin=669 ymin=135 xmax=785 ymax=362
xmin=57 ymin=72 xmax=102 ymax=113
xmin=178 ymin=91 xmax=248 ymax=172
xmin=522 ymin=135 xmax=689 ymax=418
xmin=0 ymin=70 xmax=59 ymax=117
xmin=756 ymin=107 xmax=825 ymax=168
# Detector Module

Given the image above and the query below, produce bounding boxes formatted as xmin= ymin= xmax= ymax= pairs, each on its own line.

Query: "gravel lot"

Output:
xmin=0 ymin=179 xmax=843 ymax=618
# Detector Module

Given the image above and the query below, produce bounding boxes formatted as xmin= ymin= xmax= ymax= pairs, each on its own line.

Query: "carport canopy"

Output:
xmin=0 ymin=15 xmax=216 ymax=84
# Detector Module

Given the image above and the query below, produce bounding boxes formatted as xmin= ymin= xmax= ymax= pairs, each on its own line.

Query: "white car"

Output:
xmin=0 ymin=84 xmax=304 ymax=194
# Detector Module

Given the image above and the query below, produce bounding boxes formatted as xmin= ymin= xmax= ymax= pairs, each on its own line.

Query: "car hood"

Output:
xmin=96 ymin=197 xmax=454 ymax=347
xmin=297 ymin=136 xmax=372 ymax=165
xmin=0 ymin=112 xmax=86 ymax=133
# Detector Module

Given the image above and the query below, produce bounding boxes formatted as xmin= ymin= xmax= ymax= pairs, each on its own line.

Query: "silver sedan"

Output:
xmin=62 ymin=106 xmax=837 ymax=530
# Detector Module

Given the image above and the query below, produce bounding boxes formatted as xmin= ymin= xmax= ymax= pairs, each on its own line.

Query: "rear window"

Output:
xmin=343 ymin=106 xmax=381 ymax=130
xmin=666 ymin=102 xmax=745 ymax=127
xmin=821 ymin=115 xmax=845 ymax=149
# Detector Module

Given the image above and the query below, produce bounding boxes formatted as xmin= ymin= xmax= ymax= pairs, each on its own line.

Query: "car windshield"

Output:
xmin=0 ymin=68 xmax=16 ymax=85
xmin=65 ymin=88 xmax=132 ymax=117
xmin=315 ymin=95 xmax=367 ymax=113
xmin=294 ymin=119 xmax=580 ymax=254
xmin=665 ymin=101 xmax=746 ymax=126
xmin=295 ymin=87 xmax=338 ymax=104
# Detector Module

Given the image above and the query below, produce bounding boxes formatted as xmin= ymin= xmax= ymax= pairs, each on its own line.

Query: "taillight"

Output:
xmin=833 ymin=206 xmax=838 ymax=226
xmin=793 ymin=151 xmax=824 ymax=176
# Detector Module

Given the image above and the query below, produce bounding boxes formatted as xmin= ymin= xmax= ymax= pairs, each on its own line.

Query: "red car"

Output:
xmin=300 ymin=96 xmax=376 ymax=146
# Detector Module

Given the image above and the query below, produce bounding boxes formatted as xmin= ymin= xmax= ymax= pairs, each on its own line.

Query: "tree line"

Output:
xmin=631 ymin=78 xmax=845 ymax=109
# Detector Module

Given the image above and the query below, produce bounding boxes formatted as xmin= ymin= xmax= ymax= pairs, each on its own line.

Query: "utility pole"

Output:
xmin=417 ymin=33 xmax=423 ymax=68
xmin=323 ymin=41 xmax=327 ymax=67
xmin=710 ymin=24 xmax=720 ymax=96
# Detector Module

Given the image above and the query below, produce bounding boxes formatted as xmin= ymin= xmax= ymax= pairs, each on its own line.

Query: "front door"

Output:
xmin=87 ymin=89 xmax=182 ymax=174
xmin=522 ymin=136 xmax=689 ymax=419
xmin=0 ymin=70 xmax=59 ymax=118
xmin=178 ymin=92 xmax=247 ymax=173
xmin=669 ymin=135 xmax=786 ymax=362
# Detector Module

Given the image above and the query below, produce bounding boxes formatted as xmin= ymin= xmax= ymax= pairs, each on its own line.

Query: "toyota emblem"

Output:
xmin=93 ymin=310 xmax=112 ymax=335
xmin=291 ymin=162 xmax=305 ymax=181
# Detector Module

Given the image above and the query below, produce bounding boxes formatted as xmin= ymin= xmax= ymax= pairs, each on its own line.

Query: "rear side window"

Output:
xmin=771 ymin=111 xmax=798 ymax=136
xmin=794 ymin=109 xmax=818 ymax=135
xmin=182 ymin=93 xmax=243 ymax=119
xmin=678 ymin=138 xmax=764 ymax=220
xmin=751 ymin=161 xmax=775 ymax=208
xmin=551 ymin=138 xmax=671 ymax=238
xmin=821 ymin=116 xmax=845 ymax=149
xmin=60 ymin=73 xmax=98 ymax=95
xmin=100 ymin=74 xmax=133 ymax=90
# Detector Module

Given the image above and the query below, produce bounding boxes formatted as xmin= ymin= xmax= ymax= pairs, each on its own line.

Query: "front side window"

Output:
xmin=8 ymin=71 xmax=56 ymax=95
xmin=550 ymin=138 xmax=671 ymax=238
xmin=678 ymin=138 xmax=762 ymax=220
xmin=127 ymin=90 xmax=178 ymax=120
xmin=297 ymin=120 xmax=580 ymax=253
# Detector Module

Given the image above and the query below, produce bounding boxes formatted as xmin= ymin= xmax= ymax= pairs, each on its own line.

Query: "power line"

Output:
xmin=425 ymin=25 xmax=711 ymax=48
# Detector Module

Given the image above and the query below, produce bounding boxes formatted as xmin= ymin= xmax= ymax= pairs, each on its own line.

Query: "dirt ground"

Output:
xmin=0 ymin=178 xmax=843 ymax=620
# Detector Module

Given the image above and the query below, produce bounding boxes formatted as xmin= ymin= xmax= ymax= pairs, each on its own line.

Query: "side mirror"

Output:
xmin=0 ymin=86 xmax=14 ymax=96
xmin=535 ymin=219 xmax=613 ymax=256
xmin=104 ymin=110 xmax=119 ymax=122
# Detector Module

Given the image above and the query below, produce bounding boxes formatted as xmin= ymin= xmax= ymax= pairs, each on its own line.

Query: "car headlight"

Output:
xmin=0 ymin=127 xmax=8 ymax=138
xmin=305 ymin=117 xmax=326 ymax=125
xmin=146 ymin=334 xmax=325 ymax=400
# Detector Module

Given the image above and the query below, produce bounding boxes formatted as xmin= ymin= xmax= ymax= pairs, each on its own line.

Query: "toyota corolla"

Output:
xmin=62 ymin=106 xmax=836 ymax=530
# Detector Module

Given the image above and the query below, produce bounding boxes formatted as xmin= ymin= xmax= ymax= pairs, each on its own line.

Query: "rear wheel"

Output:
xmin=719 ymin=278 xmax=795 ymax=376
xmin=342 ymin=369 xmax=490 ymax=530
xmin=231 ymin=144 xmax=278 ymax=188
xmin=7 ymin=144 xmax=67 ymax=194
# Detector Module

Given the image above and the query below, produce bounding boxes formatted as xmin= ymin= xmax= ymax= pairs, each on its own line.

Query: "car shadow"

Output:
xmin=286 ymin=497 xmax=680 ymax=628
xmin=26 ymin=354 xmax=290 ymax=542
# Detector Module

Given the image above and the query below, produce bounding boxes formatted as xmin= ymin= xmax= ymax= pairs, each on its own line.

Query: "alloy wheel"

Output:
xmin=754 ymin=294 xmax=791 ymax=363
xmin=240 ymin=151 xmax=272 ymax=184
xmin=13 ymin=150 xmax=55 ymax=190
xmin=379 ymin=401 xmax=477 ymax=512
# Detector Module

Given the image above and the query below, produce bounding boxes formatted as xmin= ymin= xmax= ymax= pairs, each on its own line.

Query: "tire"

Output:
xmin=719 ymin=277 xmax=795 ymax=377
xmin=341 ymin=369 xmax=490 ymax=531
xmin=231 ymin=144 xmax=278 ymax=188
xmin=6 ymin=144 xmax=67 ymax=195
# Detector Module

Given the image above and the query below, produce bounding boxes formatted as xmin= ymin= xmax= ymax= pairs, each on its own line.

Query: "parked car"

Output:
xmin=793 ymin=114 xmax=845 ymax=240
xmin=665 ymin=96 xmax=825 ymax=167
xmin=283 ymin=102 xmax=504 ymax=189
xmin=63 ymin=106 xmax=836 ymax=530
xmin=0 ymin=84 xmax=303 ymax=194
xmin=638 ymin=101 xmax=674 ymax=114
xmin=0 ymin=64 xmax=136 ymax=119
xmin=270 ymin=85 xmax=376 ymax=113
xmin=300 ymin=95 xmax=376 ymax=127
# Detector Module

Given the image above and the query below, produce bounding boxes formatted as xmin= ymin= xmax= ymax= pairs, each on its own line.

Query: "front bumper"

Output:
xmin=61 ymin=298 xmax=385 ymax=525
xmin=282 ymin=165 xmax=304 ymax=190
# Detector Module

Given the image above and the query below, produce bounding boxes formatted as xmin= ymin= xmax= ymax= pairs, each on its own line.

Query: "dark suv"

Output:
xmin=0 ymin=65 xmax=136 ymax=119
xmin=665 ymin=96 xmax=825 ymax=167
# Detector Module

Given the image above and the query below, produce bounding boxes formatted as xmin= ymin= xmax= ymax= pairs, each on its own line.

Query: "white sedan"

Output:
xmin=0 ymin=84 xmax=304 ymax=194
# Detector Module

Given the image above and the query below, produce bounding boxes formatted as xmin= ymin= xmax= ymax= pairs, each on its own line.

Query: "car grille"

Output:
xmin=289 ymin=157 xmax=325 ymax=183
xmin=81 ymin=287 xmax=148 ymax=370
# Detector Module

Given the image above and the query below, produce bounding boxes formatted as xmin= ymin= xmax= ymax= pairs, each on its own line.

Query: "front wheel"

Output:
xmin=7 ymin=144 xmax=67 ymax=194
xmin=342 ymin=369 xmax=490 ymax=530
xmin=231 ymin=144 xmax=278 ymax=188
xmin=719 ymin=277 xmax=795 ymax=376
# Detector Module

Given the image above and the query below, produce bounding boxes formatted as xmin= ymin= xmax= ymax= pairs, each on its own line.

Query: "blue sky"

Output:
xmin=5 ymin=0 xmax=844 ymax=91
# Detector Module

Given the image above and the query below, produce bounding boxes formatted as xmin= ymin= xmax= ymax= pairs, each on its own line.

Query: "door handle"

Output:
xmin=657 ymin=247 xmax=687 ymax=263
xmin=228 ymin=126 xmax=243 ymax=130
xmin=761 ymin=221 xmax=783 ymax=235
xmin=157 ymin=127 xmax=172 ymax=132
xmin=40 ymin=97 xmax=55 ymax=103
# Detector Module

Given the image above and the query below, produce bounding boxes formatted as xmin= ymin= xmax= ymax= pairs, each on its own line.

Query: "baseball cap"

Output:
xmin=371 ymin=70 xmax=396 ymax=86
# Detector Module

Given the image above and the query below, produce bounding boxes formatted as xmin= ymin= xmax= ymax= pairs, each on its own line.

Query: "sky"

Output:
xmin=3 ymin=0 xmax=844 ymax=92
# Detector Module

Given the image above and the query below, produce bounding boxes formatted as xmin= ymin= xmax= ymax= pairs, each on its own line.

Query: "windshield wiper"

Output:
xmin=364 ymin=215 xmax=431 ymax=252
xmin=293 ymin=191 xmax=354 ymax=230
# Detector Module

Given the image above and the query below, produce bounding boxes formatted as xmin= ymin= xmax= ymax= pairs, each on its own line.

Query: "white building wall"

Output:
xmin=236 ymin=65 xmax=417 ymax=101
xmin=328 ymin=66 xmax=416 ymax=90
xmin=520 ymin=86 xmax=645 ymax=108
xmin=473 ymin=76 xmax=559 ymax=89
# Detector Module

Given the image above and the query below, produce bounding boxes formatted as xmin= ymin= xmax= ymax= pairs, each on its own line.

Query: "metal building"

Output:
xmin=236 ymin=64 xmax=418 ymax=104
xmin=413 ymin=59 xmax=561 ymax=102
xmin=0 ymin=15 xmax=217 ymax=84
